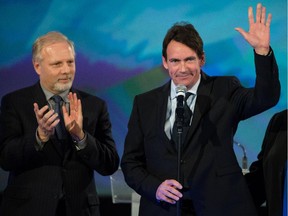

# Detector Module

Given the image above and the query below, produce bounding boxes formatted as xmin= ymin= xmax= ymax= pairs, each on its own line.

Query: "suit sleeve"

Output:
xmin=77 ymin=99 xmax=120 ymax=176
xmin=231 ymin=48 xmax=280 ymax=120
xmin=245 ymin=112 xmax=279 ymax=207
xmin=0 ymin=94 xmax=42 ymax=171
xmin=121 ymin=96 xmax=161 ymax=202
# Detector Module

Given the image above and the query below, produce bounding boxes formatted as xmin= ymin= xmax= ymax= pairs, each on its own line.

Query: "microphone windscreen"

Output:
xmin=175 ymin=85 xmax=187 ymax=97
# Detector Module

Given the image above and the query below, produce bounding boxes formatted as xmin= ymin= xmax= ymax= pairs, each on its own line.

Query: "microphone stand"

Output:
xmin=174 ymin=84 xmax=187 ymax=216
xmin=175 ymin=106 xmax=185 ymax=216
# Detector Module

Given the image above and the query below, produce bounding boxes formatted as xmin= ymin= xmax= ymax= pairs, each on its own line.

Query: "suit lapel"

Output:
xmin=157 ymin=82 xmax=174 ymax=148
xmin=184 ymin=72 xmax=212 ymax=146
xmin=31 ymin=82 xmax=49 ymax=108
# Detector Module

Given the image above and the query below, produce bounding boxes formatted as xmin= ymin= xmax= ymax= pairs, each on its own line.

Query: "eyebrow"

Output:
xmin=169 ymin=56 xmax=196 ymax=62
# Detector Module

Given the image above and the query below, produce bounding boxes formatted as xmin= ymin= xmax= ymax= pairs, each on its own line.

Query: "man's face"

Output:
xmin=162 ymin=40 xmax=204 ymax=90
xmin=33 ymin=42 xmax=76 ymax=94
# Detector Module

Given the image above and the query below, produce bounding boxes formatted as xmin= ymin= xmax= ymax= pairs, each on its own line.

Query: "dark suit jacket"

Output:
xmin=0 ymin=82 xmax=119 ymax=216
xmin=121 ymin=51 xmax=280 ymax=216
xmin=245 ymin=109 xmax=287 ymax=216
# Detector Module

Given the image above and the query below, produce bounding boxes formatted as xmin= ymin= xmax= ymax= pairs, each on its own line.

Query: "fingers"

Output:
xmin=77 ymin=97 xmax=82 ymax=115
xmin=65 ymin=92 xmax=84 ymax=139
xmin=248 ymin=3 xmax=268 ymax=25
xmin=34 ymin=103 xmax=49 ymax=121
xmin=68 ymin=92 xmax=82 ymax=118
xmin=255 ymin=3 xmax=261 ymax=23
xmin=156 ymin=179 xmax=183 ymax=204
xmin=248 ymin=6 xmax=254 ymax=27
xmin=67 ymin=92 xmax=83 ymax=121
xmin=44 ymin=112 xmax=60 ymax=129
xmin=34 ymin=103 xmax=59 ymax=136
xmin=254 ymin=3 xmax=271 ymax=26
xmin=266 ymin=13 xmax=272 ymax=28
xmin=62 ymin=103 xmax=68 ymax=118
xmin=68 ymin=92 xmax=79 ymax=112
xmin=261 ymin=5 xmax=266 ymax=24
xmin=34 ymin=103 xmax=58 ymax=128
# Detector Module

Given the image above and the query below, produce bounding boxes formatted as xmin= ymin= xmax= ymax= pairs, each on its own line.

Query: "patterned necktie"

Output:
xmin=52 ymin=95 xmax=67 ymax=140
xmin=172 ymin=92 xmax=193 ymax=145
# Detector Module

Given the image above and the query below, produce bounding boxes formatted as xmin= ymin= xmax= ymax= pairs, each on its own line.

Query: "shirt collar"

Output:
xmin=40 ymin=83 xmax=70 ymax=102
xmin=170 ymin=75 xmax=201 ymax=99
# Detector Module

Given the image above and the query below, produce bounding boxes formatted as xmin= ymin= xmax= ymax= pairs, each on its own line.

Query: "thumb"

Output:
xmin=235 ymin=27 xmax=248 ymax=39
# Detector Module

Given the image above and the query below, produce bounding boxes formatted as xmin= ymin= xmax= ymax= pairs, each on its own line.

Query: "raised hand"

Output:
xmin=62 ymin=92 xmax=84 ymax=141
xmin=235 ymin=3 xmax=271 ymax=55
xmin=34 ymin=103 xmax=59 ymax=142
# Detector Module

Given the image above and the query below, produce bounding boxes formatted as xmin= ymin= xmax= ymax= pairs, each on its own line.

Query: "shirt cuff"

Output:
xmin=73 ymin=132 xmax=87 ymax=150
xmin=35 ymin=130 xmax=45 ymax=151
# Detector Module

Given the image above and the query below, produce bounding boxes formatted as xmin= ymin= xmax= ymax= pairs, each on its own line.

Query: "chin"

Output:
xmin=176 ymin=79 xmax=190 ymax=86
xmin=54 ymin=82 xmax=72 ymax=92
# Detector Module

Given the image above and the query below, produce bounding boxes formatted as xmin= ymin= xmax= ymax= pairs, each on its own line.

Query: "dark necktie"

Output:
xmin=172 ymin=92 xmax=193 ymax=145
xmin=52 ymin=95 xmax=67 ymax=140
xmin=183 ymin=92 xmax=192 ymax=127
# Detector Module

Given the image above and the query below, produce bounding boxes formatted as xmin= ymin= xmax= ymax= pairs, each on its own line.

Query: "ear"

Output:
xmin=162 ymin=56 xmax=168 ymax=70
xmin=200 ymin=53 xmax=205 ymax=67
xmin=33 ymin=60 xmax=41 ymax=75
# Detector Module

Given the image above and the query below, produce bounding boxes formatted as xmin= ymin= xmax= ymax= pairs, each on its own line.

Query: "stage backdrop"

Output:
xmin=0 ymin=0 xmax=287 ymax=196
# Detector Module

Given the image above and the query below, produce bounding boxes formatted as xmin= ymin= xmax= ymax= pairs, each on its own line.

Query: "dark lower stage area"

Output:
xmin=0 ymin=170 xmax=131 ymax=215
xmin=0 ymin=193 xmax=269 ymax=216
xmin=0 ymin=193 xmax=131 ymax=216
xmin=100 ymin=196 xmax=131 ymax=215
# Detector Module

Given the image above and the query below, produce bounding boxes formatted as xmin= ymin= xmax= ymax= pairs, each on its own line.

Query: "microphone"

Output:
xmin=175 ymin=84 xmax=187 ymax=118
xmin=233 ymin=140 xmax=249 ymax=175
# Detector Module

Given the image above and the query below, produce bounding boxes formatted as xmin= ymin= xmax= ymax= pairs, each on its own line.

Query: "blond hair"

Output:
xmin=32 ymin=31 xmax=75 ymax=62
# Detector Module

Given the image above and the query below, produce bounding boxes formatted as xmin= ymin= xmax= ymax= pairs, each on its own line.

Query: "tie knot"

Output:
xmin=52 ymin=95 xmax=62 ymax=104
xmin=185 ymin=92 xmax=193 ymax=101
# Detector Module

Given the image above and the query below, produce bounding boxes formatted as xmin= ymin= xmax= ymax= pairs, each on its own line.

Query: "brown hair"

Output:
xmin=162 ymin=22 xmax=204 ymax=60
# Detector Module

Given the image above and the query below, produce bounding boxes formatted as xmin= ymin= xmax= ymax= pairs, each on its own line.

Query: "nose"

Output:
xmin=61 ymin=63 xmax=70 ymax=74
xmin=179 ymin=61 xmax=186 ymax=72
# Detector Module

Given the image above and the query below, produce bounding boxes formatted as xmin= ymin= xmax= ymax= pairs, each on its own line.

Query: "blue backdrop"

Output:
xmin=0 ymin=0 xmax=287 ymax=196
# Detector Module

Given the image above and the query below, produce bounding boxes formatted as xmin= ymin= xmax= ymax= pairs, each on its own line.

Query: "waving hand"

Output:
xmin=235 ymin=3 xmax=271 ymax=55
